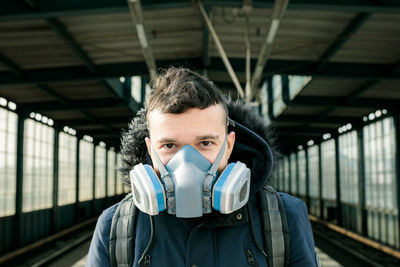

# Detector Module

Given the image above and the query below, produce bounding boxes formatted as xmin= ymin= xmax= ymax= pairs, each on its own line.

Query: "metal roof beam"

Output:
xmin=0 ymin=53 xmax=113 ymax=128
xmin=44 ymin=17 xmax=140 ymax=111
xmin=2 ymin=0 xmax=400 ymax=21
xmin=275 ymin=126 xmax=336 ymax=135
xmin=24 ymin=99 xmax=129 ymax=112
xmin=128 ymin=0 xmax=157 ymax=81
xmin=277 ymin=114 xmax=362 ymax=125
xmin=45 ymin=17 xmax=96 ymax=73
xmin=0 ymin=53 xmax=24 ymax=78
xmin=197 ymin=0 xmax=244 ymax=98
xmin=316 ymin=12 xmax=370 ymax=71
xmin=202 ymin=6 xmax=211 ymax=74
xmin=250 ymin=0 xmax=289 ymax=101
xmin=1 ymin=58 xmax=399 ymax=86
xmin=57 ymin=117 xmax=131 ymax=127
xmin=292 ymin=96 xmax=398 ymax=109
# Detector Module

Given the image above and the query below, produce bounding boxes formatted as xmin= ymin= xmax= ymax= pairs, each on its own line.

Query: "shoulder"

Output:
xmin=278 ymin=192 xmax=318 ymax=266
xmin=92 ymin=203 xmax=120 ymax=247
xmin=278 ymin=192 xmax=308 ymax=218
xmin=86 ymin=202 xmax=121 ymax=266
xmin=96 ymin=203 xmax=120 ymax=236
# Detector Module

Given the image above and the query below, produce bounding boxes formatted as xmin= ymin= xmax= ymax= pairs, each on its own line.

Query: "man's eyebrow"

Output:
xmin=156 ymin=137 xmax=177 ymax=143
xmin=195 ymin=134 xmax=219 ymax=140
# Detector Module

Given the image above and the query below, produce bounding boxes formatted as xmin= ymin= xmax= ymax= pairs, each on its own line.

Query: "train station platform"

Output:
xmin=1 ymin=0 xmax=400 ymax=267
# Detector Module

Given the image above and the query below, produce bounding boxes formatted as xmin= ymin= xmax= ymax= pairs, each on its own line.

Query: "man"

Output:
xmin=86 ymin=67 xmax=318 ymax=266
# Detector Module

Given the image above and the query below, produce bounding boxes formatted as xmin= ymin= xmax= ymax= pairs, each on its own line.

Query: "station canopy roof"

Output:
xmin=0 ymin=0 xmax=399 ymax=151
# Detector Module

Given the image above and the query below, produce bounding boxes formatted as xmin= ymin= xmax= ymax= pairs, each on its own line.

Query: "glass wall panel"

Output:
xmin=321 ymin=139 xmax=336 ymax=200
xmin=79 ymin=139 xmax=93 ymax=201
xmin=308 ymin=145 xmax=319 ymax=198
xmin=272 ymin=75 xmax=286 ymax=117
xmin=364 ymin=117 xmax=398 ymax=247
xmin=298 ymin=150 xmax=306 ymax=196
xmin=288 ymin=75 xmax=312 ymax=99
xmin=23 ymin=119 xmax=54 ymax=212
xmin=107 ymin=149 xmax=116 ymax=197
xmin=116 ymin=153 xmax=124 ymax=195
xmin=95 ymin=146 xmax=106 ymax=198
xmin=58 ymin=132 xmax=77 ymax=206
xmin=290 ymin=153 xmax=297 ymax=195
xmin=272 ymin=162 xmax=280 ymax=189
xmin=0 ymin=108 xmax=17 ymax=216
xmin=283 ymin=156 xmax=290 ymax=192
xmin=279 ymin=159 xmax=284 ymax=190
xmin=339 ymin=131 xmax=359 ymax=204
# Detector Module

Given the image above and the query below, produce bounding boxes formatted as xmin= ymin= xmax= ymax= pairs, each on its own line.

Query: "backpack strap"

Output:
xmin=259 ymin=185 xmax=290 ymax=267
xmin=109 ymin=193 xmax=138 ymax=267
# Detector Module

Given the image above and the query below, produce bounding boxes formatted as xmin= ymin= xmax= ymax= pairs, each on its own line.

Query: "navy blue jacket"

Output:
xmin=87 ymin=102 xmax=318 ymax=266
xmin=86 ymin=192 xmax=317 ymax=267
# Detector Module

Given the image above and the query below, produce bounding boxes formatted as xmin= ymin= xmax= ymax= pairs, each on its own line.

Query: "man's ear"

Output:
xmin=145 ymin=137 xmax=152 ymax=156
xmin=226 ymin=131 xmax=236 ymax=159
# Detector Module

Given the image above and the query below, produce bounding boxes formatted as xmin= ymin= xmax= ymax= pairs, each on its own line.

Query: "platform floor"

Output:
xmin=68 ymin=246 xmax=342 ymax=266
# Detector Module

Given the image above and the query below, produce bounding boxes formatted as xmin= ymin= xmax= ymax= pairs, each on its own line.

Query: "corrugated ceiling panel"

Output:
xmin=48 ymin=81 xmax=111 ymax=100
xmin=328 ymin=107 xmax=374 ymax=117
xmin=298 ymin=78 xmax=366 ymax=97
xmin=61 ymin=7 xmax=203 ymax=64
xmin=0 ymin=84 xmax=54 ymax=103
xmin=358 ymin=81 xmax=400 ymax=98
xmin=0 ymin=19 xmax=83 ymax=69
xmin=211 ymin=8 xmax=355 ymax=61
xmin=46 ymin=110 xmax=85 ymax=120
xmin=331 ymin=13 xmax=400 ymax=64
xmin=310 ymin=122 xmax=341 ymax=128
xmin=281 ymin=105 xmax=328 ymax=115
xmin=87 ymin=107 xmax=129 ymax=117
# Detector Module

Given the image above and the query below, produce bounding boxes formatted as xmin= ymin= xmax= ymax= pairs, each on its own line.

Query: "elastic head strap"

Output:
xmin=208 ymin=137 xmax=227 ymax=176
xmin=149 ymin=142 xmax=174 ymax=193
xmin=150 ymin=143 xmax=168 ymax=178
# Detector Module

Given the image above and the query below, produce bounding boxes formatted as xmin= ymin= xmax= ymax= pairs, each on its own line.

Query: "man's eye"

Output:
xmin=163 ymin=143 xmax=175 ymax=150
xmin=200 ymin=141 xmax=212 ymax=147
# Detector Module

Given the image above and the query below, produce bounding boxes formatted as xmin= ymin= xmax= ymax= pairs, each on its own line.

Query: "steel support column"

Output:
xmin=52 ymin=127 xmax=60 ymax=233
xmin=91 ymin=144 xmax=96 ymax=216
xmin=305 ymin=148 xmax=310 ymax=210
xmin=393 ymin=112 xmax=400 ymax=248
xmin=318 ymin=143 xmax=323 ymax=218
xmin=140 ymin=76 xmax=147 ymax=108
xmin=357 ymin=126 xmax=367 ymax=236
xmin=266 ymin=76 xmax=275 ymax=121
xmin=75 ymin=135 xmax=80 ymax=223
xmin=105 ymin=148 xmax=109 ymax=207
xmin=335 ymin=136 xmax=343 ymax=227
xmin=15 ymin=112 xmax=26 ymax=248
xmin=288 ymin=152 xmax=292 ymax=194
xmin=295 ymin=152 xmax=299 ymax=197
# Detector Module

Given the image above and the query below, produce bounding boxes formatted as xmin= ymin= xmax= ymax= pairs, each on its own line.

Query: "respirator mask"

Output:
xmin=129 ymin=137 xmax=251 ymax=218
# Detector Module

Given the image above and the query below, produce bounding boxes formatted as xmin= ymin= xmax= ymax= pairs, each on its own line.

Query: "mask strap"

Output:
xmin=208 ymin=137 xmax=227 ymax=176
xmin=150 ymin=142 xmax=174 ymax=193
xmin=202 ymin=137 xmax=227 ymax=212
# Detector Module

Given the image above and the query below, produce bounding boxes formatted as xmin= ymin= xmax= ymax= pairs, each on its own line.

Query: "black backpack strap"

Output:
xmin=259 ymin=185 xmax=290 ymax=267
xmin=109 ymin=193 xmax=138 ymax=267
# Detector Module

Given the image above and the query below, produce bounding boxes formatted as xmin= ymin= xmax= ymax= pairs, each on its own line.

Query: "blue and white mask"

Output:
xmin=130 ymin=138 xmax=250 ymax=218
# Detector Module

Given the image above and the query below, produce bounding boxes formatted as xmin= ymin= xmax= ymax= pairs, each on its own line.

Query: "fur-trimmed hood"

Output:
xmin=119 ymin=99 xmax=277 ymax=194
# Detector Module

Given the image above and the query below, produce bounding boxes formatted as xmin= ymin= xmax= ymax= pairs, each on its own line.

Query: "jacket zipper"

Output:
xmin=246 ymin=249 xmax=258 ymax=266
xmin=141 ymin=254 xmax=151 ymax=267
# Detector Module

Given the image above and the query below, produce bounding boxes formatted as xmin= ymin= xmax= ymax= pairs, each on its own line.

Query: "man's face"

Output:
xmin=145 ymin=104 xmax=235 ymax=174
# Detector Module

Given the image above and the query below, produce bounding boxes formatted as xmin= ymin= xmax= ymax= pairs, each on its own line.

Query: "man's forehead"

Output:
xmin=147 ymin=105 xmax=227 ymax=126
